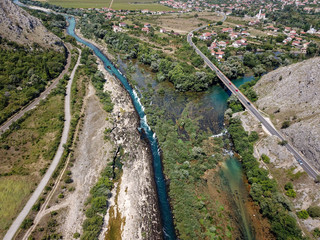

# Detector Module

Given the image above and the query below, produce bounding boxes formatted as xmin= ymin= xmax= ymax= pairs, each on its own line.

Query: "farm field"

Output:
xmin=36 ymin=0 xmax=171 ymax=9
xmin=111 ymin=2 xmax=172 ymax=11
xmin=38 ymin=0 xmax=112 ymax=8
xmin=145 ymin=12 xmax=222 ymax=33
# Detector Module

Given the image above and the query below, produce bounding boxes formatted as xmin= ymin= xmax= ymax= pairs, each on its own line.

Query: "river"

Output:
xmin=12 ymin=1 xmax=257 ymax=238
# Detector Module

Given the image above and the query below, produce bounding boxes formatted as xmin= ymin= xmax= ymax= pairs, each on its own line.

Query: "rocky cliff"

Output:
xmin=253 ymin=57 xmax=320 ymax=170
xmin=0 ymin=0 xmax=62 ymax=50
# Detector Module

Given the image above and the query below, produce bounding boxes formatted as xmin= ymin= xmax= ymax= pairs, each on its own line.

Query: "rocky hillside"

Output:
xmin=253 ymin=57 xmax=320 ymax=170
xmin=0 ymin=0 xmax=62 ymax=50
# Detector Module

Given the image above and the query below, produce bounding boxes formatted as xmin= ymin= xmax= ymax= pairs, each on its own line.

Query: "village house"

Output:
xmin=144 ymin=23 xmax=151 ymax=28
xmin=218 ymin=41 xmax=227 ymax=49
xmin=142 ymin=27 xmax=150 ymax=33
xmin=160 ymin=28 xmax=167 ymax=33
xmin=113 ymin=25 xmax=122 ymax=32
xmin=222 ymin=28 xmax=233 ymax=33
xmin=200 ymin=32 xmax=212 ymax=40
xmin=119 ymin=22 xmax=127 ymax=27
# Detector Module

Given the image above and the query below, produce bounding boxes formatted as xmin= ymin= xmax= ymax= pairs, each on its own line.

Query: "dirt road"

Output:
xmin=3 ymin=48 xmax=81 ymax=240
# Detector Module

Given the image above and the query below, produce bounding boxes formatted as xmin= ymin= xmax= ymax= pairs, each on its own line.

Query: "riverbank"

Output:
xmin=97 ymin=58 xmax=162 ymax=239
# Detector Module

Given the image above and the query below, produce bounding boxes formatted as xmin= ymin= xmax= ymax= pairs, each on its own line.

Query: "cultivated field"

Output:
xmin=39 ymin=0 xmax=112 ymax=8
xmin=111 ymin=2 xmax=171 ymax=11
xmin=146 ymin=12 xmax=222 ymax=33
xmin=37 ymin=0 xmax=170 ymax=9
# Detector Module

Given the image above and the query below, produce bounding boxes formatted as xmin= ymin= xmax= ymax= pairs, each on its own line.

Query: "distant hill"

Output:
xmin=0 ymin=0 xmax=62 ymax=51
xmin=254 ymin=57 xmax=320 ymax=170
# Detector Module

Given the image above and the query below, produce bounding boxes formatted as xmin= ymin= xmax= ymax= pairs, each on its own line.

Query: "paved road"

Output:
xmin=3 ymin=48 xmax=82 ymax=240
xmin=187 ymin=14 xmax=319 ymax=179
xmin=0 ymin=46 xmax=72 ymax=136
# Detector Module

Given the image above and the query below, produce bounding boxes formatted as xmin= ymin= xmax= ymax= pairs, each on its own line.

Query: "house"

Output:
xmin=113 ymin=26 xmax=122 ymax=32
xmin=232 ymin=41 xmax=241 ymax=48
xmin=301 ymin=47 xmax=307 ymax=54
xmin=215 ymin=50 xmax=225 ymax=59
xmin=141 ymin=9 xmax=149 ymax=14
xmin=217 ymin=41 xmax=227 ymax=49
xmin=160 ymin=28 xmax=167 ymax=33
xmin=142 ymin=27 xmax=150 ymax=33
xmin=285 ymin=27 xmax=291 ymax=32
xmin=241 ymin=31 xmax=250 ymax=36
xmin=229 ymin=32 xmax=238 ymax=40
xmin=144 ymin=23 xmax=151 ymax=28
xmin=208 ymin=42 xmax=217 ymax=49
xmin=222 ymin=28 xmax=233 ymax=33
xmin=200 ymin=32 xmax=212 ymax=40
xmin=119 ymin=22 xmax=127 ymax=27
xmin=292 ymin=41 xmax=301 ymax=47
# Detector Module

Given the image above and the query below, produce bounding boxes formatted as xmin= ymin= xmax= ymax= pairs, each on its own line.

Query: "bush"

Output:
xmin=21 ymin=218 xmax=33 ymax=229
xmin=285 ymin=189 xmax=296 ymax=198
xmin=281 ymin=120 xmax=291 ymax=129
xmin=284 ymin=182 xmax=293 ymax=190
xmin=313 ymin=227 xmax=320 ymax=237
xmin=32 ymin=202 xmax=41 ymax=211
xmin=307 ymin=206 xmax=320 ymax=218
xmin=73 ymin=232 xmax=81 ymax=239
xmin=296 ymin=210 xmax=309 ymax=219
xmin=261 ymin=154 xmax=270 ymax=164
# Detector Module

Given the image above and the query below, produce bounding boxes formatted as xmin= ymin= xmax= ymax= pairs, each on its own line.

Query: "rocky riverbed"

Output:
xmin=97 ymin=59 xmax=162 ymax=240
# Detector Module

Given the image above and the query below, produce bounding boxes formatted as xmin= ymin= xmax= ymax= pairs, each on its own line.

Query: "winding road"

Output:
xmin=187 ymin=13 xmax=319 ymax=179
xmin=3 ymin=48 xmax=82 ymax=240
xmin=0 ymin=45 xmax=72 ymax=136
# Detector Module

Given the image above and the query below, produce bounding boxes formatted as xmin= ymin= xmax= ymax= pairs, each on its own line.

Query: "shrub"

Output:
xmin=64 ymin=177 xmax=73 ymax=184
xmin=261 ymin=154 xmax=270 ymax=164
xmin=307 ymin=206 xmax=320 ymax=218
xmin=284 ymin=182 xmax=293 ymax=190
xmin=313 ymin=227 xmax=320 ymax=237
xmin=281 ymin=120 xmax=291 ymax=129
xmin=296 ymin=210 xmax=309 ymax=219
xmin=21 ymin=218 xmax=33 ymax=229
xmin=32 ymin=202 xmax=41 ymax=211
xmin=73 ymin=232 xmax=81 ymax=239
xmin=285 ymin=189 xmax=296 ymax=198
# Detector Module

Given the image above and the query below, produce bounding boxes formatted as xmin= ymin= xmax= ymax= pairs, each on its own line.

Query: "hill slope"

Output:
xmin=253 ymin=57 xmax=320 ymax=170
xmin=0 ymin=0 xmax=62 ymax=50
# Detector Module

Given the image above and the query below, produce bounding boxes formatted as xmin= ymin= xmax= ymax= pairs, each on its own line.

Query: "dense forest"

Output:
xmin=0 ymin=37 xmax=66 ymax=124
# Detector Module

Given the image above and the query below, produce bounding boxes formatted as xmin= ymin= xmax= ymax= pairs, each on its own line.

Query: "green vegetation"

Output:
xmin=0 ymin=78 xmax=65 ymax=238
xmin=261 ymin=154 xmax=270 ymax=164
xmin=81 ymin=48 xmax=114 ymax=112
xmin=228 ymin=117 xmax=303 ymax=240
xmin=36 ymin=0 xmax=111 ymax=8
xmin=111 ymin=3 xmax=172 ymax=11
xmin=79 ymin=14 xmax=218 ymax=92
xmin=307 ymin=206 xmax=320 ymax=218
xmin=281 ymin=120 xmax=291 ymax=129
xmin=0 ymin=37 xmax=66 ymax=124
xmin=296 ymin=210 xmax=309 ymax=219
xmin=313 ymin=228 xmax=320 ymax=237
xmin=285 ymin=189 xmax=296 ymax=198
xmin=81 ymin=164 xmax=114 ymax=239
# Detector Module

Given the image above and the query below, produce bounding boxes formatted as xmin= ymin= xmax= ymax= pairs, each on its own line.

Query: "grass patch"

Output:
xmin=0 ymin=83 xmax=65 ymax=239
xmin=0 ymin=176 xmax=34 ymax=237
xmin=41 ymin=0 xmax=111 ymax=8
xmin=111 ymin=3 xmax=172 ymax=11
